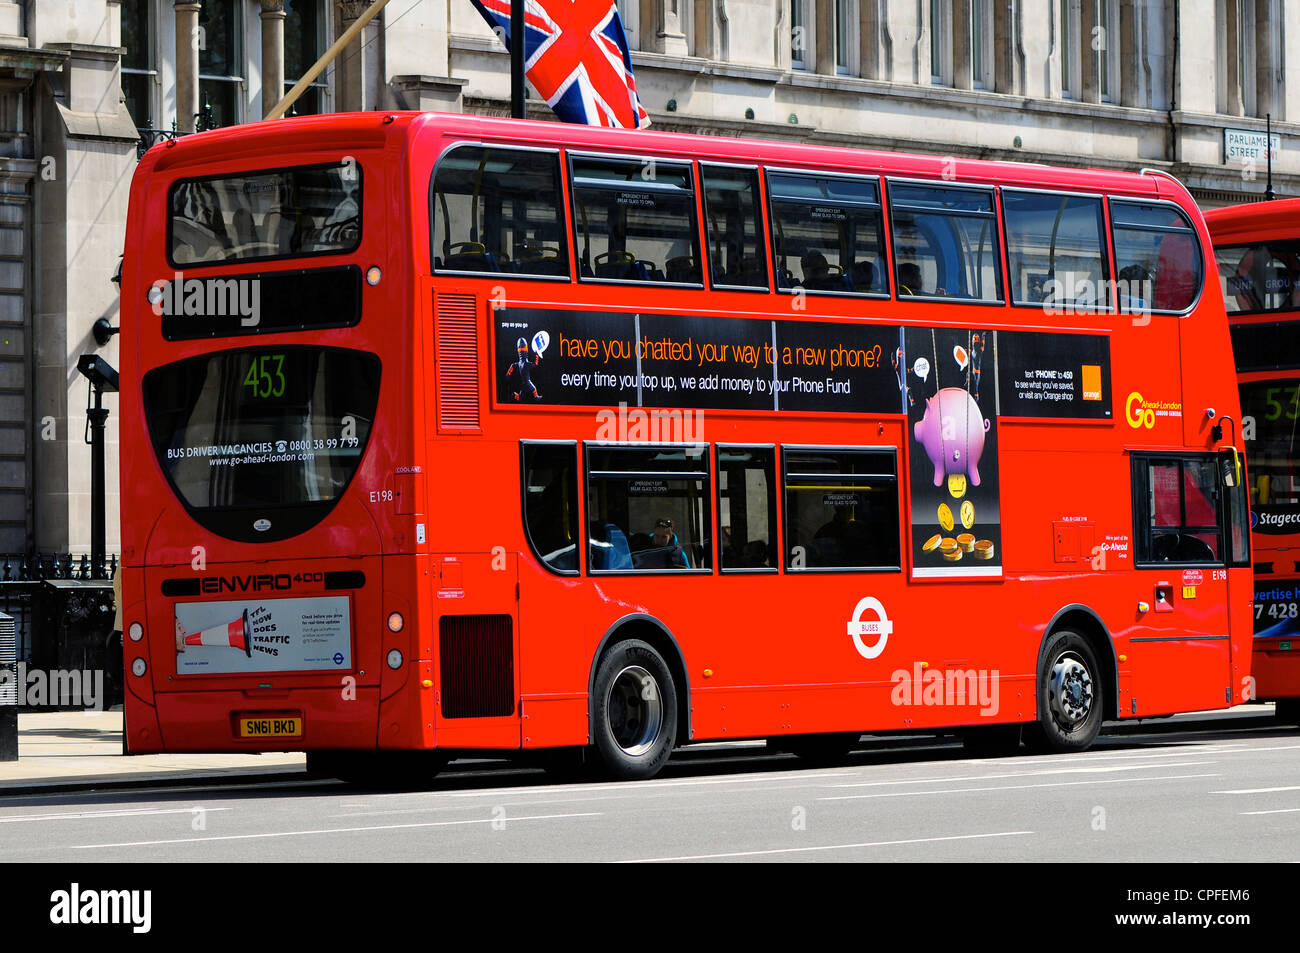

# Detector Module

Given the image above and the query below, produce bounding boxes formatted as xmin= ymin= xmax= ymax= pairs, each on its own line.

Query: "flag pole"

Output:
xmin=266 ymin=0 xmax=392 ymax=121
xmin=511 ymin=0 xmax=525 ymax=118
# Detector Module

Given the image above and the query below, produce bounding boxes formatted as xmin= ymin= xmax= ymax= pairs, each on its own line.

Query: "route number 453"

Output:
xmin=243 ymin=354 xmax=286 ymax=399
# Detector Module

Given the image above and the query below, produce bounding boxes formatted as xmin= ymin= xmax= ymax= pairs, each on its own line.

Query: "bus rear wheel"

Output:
xmin=591 ymin=640 xmax=678 ymax=781
xmin=1025 ymin=630 xmax=1104 ymax=753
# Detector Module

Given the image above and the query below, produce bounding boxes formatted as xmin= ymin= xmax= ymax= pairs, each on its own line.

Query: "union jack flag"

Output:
xmin=470 ymin=0 xmax=650 ymax=129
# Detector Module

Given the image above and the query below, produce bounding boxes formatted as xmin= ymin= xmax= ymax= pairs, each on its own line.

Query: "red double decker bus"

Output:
xmin=119 ymin=112 xmax=1251 ymax=782
xmin=1207 ymin=197 xmax=1300 ymax=724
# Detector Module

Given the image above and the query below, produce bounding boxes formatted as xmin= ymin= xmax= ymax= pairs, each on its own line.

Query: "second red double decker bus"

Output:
xmin=119 ymin=112 xmax=1252 ymax=781
xmin=1208 ymin=196 xmax=1300 ymax=725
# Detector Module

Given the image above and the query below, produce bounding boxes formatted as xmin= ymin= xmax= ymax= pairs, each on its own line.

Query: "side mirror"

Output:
xmin=1220 ymin=447 xmax=1241 ymax=488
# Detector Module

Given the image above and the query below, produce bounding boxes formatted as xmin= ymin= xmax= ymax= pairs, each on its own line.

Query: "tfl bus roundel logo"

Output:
xmin=847 ymin=597 xmax=893 ymax=659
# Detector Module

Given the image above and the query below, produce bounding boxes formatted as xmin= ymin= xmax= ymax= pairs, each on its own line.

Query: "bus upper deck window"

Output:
xmin=887 ymin=182 xmax=1003 ymax=303
xmin=701 ymin=166 xmax=770 ymax=290
xmin=169 ymin=160 xmax=361 ymax=267
xmin=767 ymin=172 xmax=886 ymax=296
xmin=432 ymin=146 xmax=569 ymax=279
xmin=1110 ymin=200 xmax=1202 ymax=315
xmin=569 ymin=156 xmax=702 ymax=285
xmin=1003 ymin=190 xmax=1108 ymax=311
xmin=1215 ymin=238 xmax=1300 ymax=315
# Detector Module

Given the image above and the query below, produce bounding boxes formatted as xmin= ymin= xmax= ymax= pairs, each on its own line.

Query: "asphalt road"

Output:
xmin=2 ymin=714 xmax=1298 ymax=863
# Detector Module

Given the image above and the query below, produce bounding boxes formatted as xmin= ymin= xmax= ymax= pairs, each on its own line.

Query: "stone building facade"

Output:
xmin=3 ymin=0 xmax=1299 ymax=557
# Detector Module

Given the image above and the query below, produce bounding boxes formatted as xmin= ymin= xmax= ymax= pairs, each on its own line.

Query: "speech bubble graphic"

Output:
xmin=532 ymin=330 xmax=550 ymax=357
xmin=954 ymin=345 xmax=969 ymax=370
xmin=913 ymin=357 xmax=930 ymax=381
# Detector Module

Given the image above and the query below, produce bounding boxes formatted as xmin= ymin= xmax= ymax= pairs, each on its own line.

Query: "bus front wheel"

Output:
xmin=591 ymin=640 xmax=678 ymax=781
xmin=1025 ymin=630 xmax=1103 ymax=753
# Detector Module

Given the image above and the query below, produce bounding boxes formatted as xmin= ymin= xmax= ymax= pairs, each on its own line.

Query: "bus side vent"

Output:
xmin=439 ymin=614 xmax=514 ymax=718
xmin=434 ymin=293 xmax=481 ymax=432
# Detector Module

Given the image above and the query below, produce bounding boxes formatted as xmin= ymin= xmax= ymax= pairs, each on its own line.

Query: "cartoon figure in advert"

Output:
xmin=506 ymin=330 xmax=549 ymax=401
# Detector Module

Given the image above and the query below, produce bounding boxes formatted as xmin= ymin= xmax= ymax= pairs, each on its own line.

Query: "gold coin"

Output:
xmin=938 ymin=503 xmax=954 ymax=532
xmin=947 ymin=474 xmax=967 ymax=499
xmin=922 ymin=534 xmax=942 ymax=552
xmin=960 ymin=500 xmax=975 ymax=529
xmin=942 ymin=548 xmax=964 ymax=562
xmin=939 ymin=537 xmax=958 ymax=554
xmin=973 ymin=539 xmax=995 ymax=560
xmin=957 ymin=533 xmax=976 ymax=552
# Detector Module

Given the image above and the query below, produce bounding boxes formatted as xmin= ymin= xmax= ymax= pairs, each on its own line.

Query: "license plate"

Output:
xmin=238 ymin=716 xmax=301 ymax=739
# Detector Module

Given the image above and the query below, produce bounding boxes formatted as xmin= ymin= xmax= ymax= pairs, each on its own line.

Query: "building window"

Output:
xmin=835 ymin=0 xmax=854 ymax=75
xmin=1060 ymin=0 xmax=1078 ymax=98
xmin=1097 ymin=0 xmax=1121 ymax=102
xmin=971 ymin=0 xmax=993 ymax=89
xmin=120 ymin=0 xmax=156 ymax=128
xmin=284 ymin=0 xmax=329 ymax=116
xmin=930 ymin=0 xmax=951 ymax=85
xmin=791 ymin=0 xmax=809 ymax=70
xmin=198 ymin=0 xmax=244 ymax=129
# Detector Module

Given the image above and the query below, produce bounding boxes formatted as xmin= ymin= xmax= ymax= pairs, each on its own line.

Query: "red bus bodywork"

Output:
xmin=119 ymin=112 xmax=1251 ymax=767
xmin=1206 ymin=197 xmax=1300 ymax=706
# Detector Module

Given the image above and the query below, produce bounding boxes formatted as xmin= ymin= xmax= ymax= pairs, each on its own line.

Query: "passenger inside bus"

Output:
xmin=632 ymin=518 xmax=691 ymax=569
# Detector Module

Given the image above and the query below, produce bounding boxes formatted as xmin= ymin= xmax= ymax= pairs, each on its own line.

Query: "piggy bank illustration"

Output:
xmin=914 ymin=387 xmax=990 ymax=486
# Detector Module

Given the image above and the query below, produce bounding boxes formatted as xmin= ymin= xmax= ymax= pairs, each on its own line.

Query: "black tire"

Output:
xmin=591 ymin=640 xmax=678 ymax=781
xmin=1275 ymin=698 xmax=1300 ymax=727
xmin=775 ymin=733 xmax=861 ymax=766
xmin=1024 ymin=630 xmax=1104 ymax=753
xmin=306 ymin=749 xmax=446 ymax=789
xmin=960 ymin=723 xmax=1023 ymax=757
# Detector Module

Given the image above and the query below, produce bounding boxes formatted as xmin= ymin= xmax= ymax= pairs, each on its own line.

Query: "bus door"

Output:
xmin=1128 ymin=452 xmax=1238 ymax=715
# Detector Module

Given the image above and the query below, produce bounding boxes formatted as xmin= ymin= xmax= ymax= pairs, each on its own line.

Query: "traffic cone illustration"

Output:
xmin=184 ymin=609 xmax=252 ymax=657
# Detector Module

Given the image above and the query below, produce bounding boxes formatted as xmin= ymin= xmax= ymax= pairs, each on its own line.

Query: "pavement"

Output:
xmin=0 ymin=709 xmax=306 ymax=793
xmin=0 ymin=703 xmax=1281 ymax=795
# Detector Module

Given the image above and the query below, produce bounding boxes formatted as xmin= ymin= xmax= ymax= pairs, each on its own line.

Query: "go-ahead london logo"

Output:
xmin=847 ymin=596 xmax=893 ymax=659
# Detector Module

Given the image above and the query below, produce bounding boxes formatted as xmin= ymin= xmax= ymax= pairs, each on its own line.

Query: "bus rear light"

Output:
xmin=366 ymin=266 xmax=382 ymax=286
xmin=387 ymin=612 xmax=404 ymax=632
xmin=421 ymin=679 xmax=433 ymax=689
xmin=387 ymin=649 xmax=404 ymax=670
xmin=128 ymin=622 xmax=143 ymax=642
xmin=131 ymin=658 xmax=147 ymax=677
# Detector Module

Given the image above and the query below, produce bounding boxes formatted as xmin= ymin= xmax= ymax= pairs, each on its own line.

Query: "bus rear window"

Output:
xmin=143 ymin=346 xmax=379 ymax=542
xmin=170 ymin=160 xmax=361 ymax=266
xmin=1110 ymin=200 xmax=1202 ymax=314
xmin=1216 ymin=239 xmax=1300 ymax=315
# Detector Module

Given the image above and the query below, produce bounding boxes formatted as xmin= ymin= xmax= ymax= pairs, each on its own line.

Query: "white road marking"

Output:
xmin=69 ymin=812 xmax=601 ymax=850
xmin=827 ymin=761 xmax=1216 ymax=788
xmin=0 ymin=807 xmax=231 ymax=823
xmin=818 ymin=773 xmax=1219 ymax=800
xmin=1240 ymin=808 xmax=1300 ymax=816
xmin=1213 ymin=785 xmax=1300 ymax=795
xmin=440 ymin=770 xmax=856 ymax=799
xmin=620 ymin=830 xmax=1035 ymax=863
